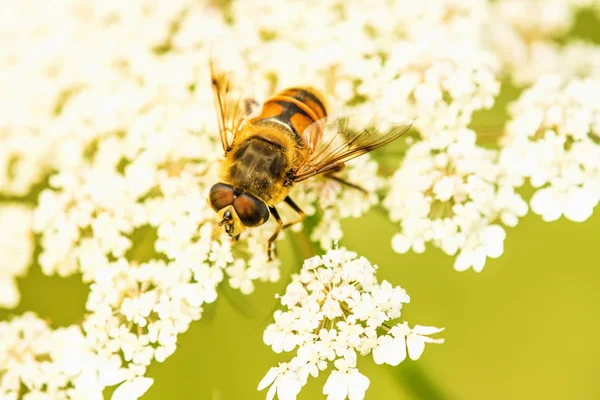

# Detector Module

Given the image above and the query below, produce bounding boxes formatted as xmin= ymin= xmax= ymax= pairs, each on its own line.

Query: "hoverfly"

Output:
xmin=207 ymin=57 xmax=411 ymax=260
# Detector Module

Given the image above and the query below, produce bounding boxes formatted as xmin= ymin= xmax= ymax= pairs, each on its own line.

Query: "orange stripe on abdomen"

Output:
xmin=250 ymin=87 xmax=328 ymax=148
xmin=276 ymin=87 xmax=328 ymax=121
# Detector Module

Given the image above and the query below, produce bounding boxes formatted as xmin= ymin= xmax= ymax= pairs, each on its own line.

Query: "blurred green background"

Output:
xmin=3 ymin=208 xmax=600 ymax=400
xmin=2 ymin=7 xmax=600 ymax=400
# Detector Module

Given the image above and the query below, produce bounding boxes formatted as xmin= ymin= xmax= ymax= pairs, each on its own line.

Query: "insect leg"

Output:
xmin=326 ymin=174 xmax=368 ymax=194
xmin=267 ymin=206 xmax=283 ymax=261
xmin=324 ymin=164 xmax=367 ymax=194
xmin=282 ymin=196 xmax=306 ymax=229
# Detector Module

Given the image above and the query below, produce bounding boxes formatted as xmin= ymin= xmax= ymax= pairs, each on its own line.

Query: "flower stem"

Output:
xmin=287 ymin=227 xmax=318 ymax=270
xmin=392 ymin=362 xmax=452 ymax=400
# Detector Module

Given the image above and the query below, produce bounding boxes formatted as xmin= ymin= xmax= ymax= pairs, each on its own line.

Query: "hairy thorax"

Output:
xmin=220 ymin=132 xmax=293 ymax=206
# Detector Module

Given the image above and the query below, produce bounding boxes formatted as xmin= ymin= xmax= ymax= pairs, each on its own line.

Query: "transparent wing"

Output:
xmin=293 ymin=114 xmax=413 ymax=182
xmin=209 ymin=42 xmax=261 ymax=152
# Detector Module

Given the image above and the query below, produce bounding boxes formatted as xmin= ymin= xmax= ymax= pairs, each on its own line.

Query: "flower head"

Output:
xmin=385 ymin=133 xmax=528 ymax=272
xmin=500 ymin=75 xmax=600 ymax=222
xmin=260 ymin=248 xmax=443 ymax=399
xmin=0 ymin=312 xmax=138 ymax=399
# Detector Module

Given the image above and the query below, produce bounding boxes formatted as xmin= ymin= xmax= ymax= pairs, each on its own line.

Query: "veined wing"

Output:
xmin=293 ymin=114 xmax=413 ymax=182
xmin=209 ymin=42 xmax=261 ymax=152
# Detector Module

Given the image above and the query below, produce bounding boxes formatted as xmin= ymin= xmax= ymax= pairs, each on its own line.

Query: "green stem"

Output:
xmin=294 ymin=229 xmax=318 ymax=260
xmin=392 ymin=362 xmax=452 ymax=400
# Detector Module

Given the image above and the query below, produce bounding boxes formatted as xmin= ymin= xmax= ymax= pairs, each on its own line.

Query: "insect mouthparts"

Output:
xmin=218 ymin=210 xmax=234 ymax=236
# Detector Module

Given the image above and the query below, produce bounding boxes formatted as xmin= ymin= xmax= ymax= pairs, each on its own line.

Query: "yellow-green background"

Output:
xmin=2 ymin=8 xmax=600 ymax=400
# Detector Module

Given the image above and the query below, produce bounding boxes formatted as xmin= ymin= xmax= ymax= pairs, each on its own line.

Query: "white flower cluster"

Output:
xmin=231 ymin=0 xmax=499 ymax=144
xmin=385 ymin=133 xmax=528 ymax=272
xmin=0 ymin=0 xmax=390 ymax=396
xmin=259 ymin=248 xmax=443 ymax=400
xmin=0 ymin=0 xmax=192 ymax=196
xmin=31 ymin=116 xmax=276 ymax=390
xmin=501 ymin=75 xmax=600 ymax=222
xmin=0 ymin=204 xmax=34 ymax=308
xmin=489 ymin=0 xmax=600 ymax=85
xmin=0 ymin=312 xmax=154 ymax=400
xmin=376 ymin=38 xmax=499 ymax=143
xmin=1 ymin=0 xmax=600 ymax=398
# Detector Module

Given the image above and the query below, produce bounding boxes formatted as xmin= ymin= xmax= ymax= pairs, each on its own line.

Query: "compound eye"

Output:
xmin=209 ymin=183 xmax=234 ymax=212
xmin=233 ymin=193 xmax=270 ymax=227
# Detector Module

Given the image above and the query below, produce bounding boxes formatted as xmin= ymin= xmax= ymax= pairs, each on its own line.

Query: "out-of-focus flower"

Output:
xmin=375 ymin=37 xmax=500 ymax=142
xmin=0 ymin=204 xmax=34 ymax=308
xmin=112 ymin=377 xmax=154 ymax=400
xmin=231 ymin=0 xmax=499 ymax=143
xmin=0 ymin=312 xmax=132 ymax=399
xmin=500 ymin=75 xmax=600 ymax=222
xmin=259 ymin=248 xmax=443 ymax=399
xmin=507 ymin=41 xmax=600 ymax=84
xmin=385 ymin=133 xmax=528 ymax=272
xmin=489 ymin=0 xmax=600 ymax=85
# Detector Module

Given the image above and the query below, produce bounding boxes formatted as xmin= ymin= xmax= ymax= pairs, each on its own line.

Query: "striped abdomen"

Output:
xmin=249 ymin=87 xmax=328 ymax=148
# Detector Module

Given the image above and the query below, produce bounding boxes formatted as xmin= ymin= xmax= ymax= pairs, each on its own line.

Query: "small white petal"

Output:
xmin=323 ymin=372 xmax=348 ymax=400
xmin=406 ymin=335 xmax=426 ymax=360
xmin=530 ymin=188 xmax=561 ymax=222
xmin=111 ymin=378 xmax=153 ymax=400
xmin=258 ymin=367 xmax=279 ymax=391
xmin=391 ymin=234 xmax=411 ymax=254
xmin=412 ymin=325 xmax=445 ymax=335
xmin=0 ymin=279 xmax=20 ymax=309
xmin=277 ymin=374 xmax=302 ymax=400
xmin=385 ymin=337 xmax=407 ymax=366
xmin=347 ymin=371 xmax=370 ymax=400
xmin=564 ymin=189 xmax=596 ymax=222
xmin=267 ymin=382 xmax=277 ymax=400
xmin=453 ymin=250 xmax=472 ymax=271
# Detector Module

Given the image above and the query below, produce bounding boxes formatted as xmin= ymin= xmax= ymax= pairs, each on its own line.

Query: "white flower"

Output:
xmin=453 ymin=225 xmax=507 ymax=272
xmin=530 ymin=186 xmax=598 ymax=222
xmin=0 ymin=204 xmax=34 ymax=308
xmin=323 ymin=368 xmax=370 ymax=400
xmin=500 ymin=75 xmax=600 ymax=222
xmin=376 ymin=36 xmax=500 ymax=140
xmin=372 ymin=334 xmax=407 ymax=366
xmin=392 ymin=324 xmax=446 ymax=361
xmin=111 ymin=377 xmax=154 ymax=400
xmin=0 ymin=313 xmax=128 ymax=399
xmin=385 ymin=133 xmax=528 ymax=271
xmin=488 ymin=0 xmax=599 ymax=85
xmin=260 ymin=248 xmax=443 ymax=399
xmin=372 ymin=324 xmax=445 ymax=366
xmin=2 ymin=0 xmax=599 ymax=398
xmin=257 ymin=363 xmax=304 ymax=400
